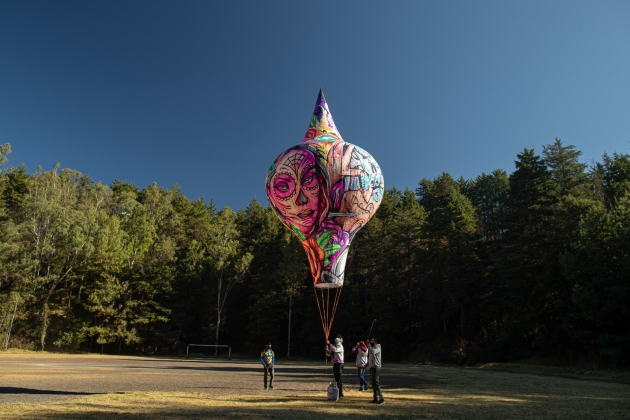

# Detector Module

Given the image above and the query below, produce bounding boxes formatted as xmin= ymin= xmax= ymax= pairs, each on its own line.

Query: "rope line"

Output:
xmin=313 ymin=286 xmax=344 ymax=382
xmin=326 ymin=288 xmax=330 ymax=337
xmin=331 ymin=287 xmax=342 ymax=331
xmin=313 ymin=286 xmax=344 ymax=341
xmin=313 ymin=288 xmax=326 ymax=339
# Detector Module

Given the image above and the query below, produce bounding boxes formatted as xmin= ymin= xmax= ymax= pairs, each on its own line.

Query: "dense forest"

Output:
xmin=0 ymin=139 xmax=629 ymax=367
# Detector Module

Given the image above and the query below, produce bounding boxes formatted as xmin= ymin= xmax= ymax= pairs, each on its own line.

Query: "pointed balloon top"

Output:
xmin=302 ymin=89 xmax=343 ymax=143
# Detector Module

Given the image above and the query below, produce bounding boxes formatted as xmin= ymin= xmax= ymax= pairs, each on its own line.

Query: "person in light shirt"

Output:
xmin=326 ymin=335 xmax=345 ymax=397
xmin=367 ymin=337 xmax=384 ymax=404
xmin=352 ymin=340 xmax=368 ymax=391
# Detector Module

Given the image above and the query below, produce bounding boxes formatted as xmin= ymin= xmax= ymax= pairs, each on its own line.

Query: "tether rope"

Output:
xmin=331 ymin=287 xmax=342 ymax=332
xmin=314 ymin=286 xmax=344 ymax=341
xmin=314 ymin=285 xmax=344 ymax=383
xmin=314 ymin=288 xmax=326 ymax=339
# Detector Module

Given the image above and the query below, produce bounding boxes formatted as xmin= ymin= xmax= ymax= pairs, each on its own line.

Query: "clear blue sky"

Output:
xmin=1 ymin=1 xmax=629 ymax=210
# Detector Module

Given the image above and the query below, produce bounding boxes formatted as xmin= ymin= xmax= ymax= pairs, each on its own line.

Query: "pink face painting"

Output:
xmin=269 ymin=149 xmax=320 ymax=235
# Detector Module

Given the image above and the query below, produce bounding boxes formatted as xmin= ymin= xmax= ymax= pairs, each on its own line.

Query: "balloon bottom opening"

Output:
xmin=314 ymin=283 xmax=343 ymax=289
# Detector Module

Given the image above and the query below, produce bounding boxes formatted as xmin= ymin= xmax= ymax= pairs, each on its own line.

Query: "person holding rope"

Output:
xmin=352 ymin=341 xmax=368 ymax=391
xmin=260 ymin=342 xmax=275 ymax=390
xmin=368 ymin=337 xmax=384 ymax=404
xmin=326 ymin=335 xmax=345 ymax=398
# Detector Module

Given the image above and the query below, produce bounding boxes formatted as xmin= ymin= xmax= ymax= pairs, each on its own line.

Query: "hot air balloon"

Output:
xmin=265 ymin=90 xmax=384 ymax=340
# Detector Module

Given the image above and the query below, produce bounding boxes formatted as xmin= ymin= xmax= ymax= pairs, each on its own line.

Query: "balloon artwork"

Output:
xmin=265 ymin=90 xmax=384 ymax=338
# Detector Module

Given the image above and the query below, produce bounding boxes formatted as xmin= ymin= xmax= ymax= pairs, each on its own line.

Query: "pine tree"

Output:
xmin=494 ymin=148 xmax=560 ymax=358
xmin=600 ymin=152 xmax=630 ymax=205
xmin=466 ymin=169 xmax=509 ymax=243
xmin=542 ymin=138 xmax=588 ymax=197
xmin=561 ymin=196 xmax=630 ymax=365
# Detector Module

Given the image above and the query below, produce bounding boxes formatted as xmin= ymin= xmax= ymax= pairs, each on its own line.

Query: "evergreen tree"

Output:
xmin=542 ymin=138 xmax=588 ymax=197
xmin=600 ymin=152 xmax=630 ymax=205
xmin=561 ymin=196 xmax=630 ymax=365
xmin=466 ymin=169 xmax=509 ymax=242
xmin=494 ymin=148 xmax=560 ymax=358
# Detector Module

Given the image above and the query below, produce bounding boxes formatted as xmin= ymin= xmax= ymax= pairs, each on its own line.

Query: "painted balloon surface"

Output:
xmin=265 ymin=90 xmax=384 ymax=289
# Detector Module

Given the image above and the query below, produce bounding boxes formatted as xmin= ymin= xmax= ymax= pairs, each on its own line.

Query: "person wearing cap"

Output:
xmin=352 ymin=340 xmax=368 ymax=391
xmin=260 ymin=342 xmax=275 ymax=390
xmin=326 ymin=335 xmax=345 ymax=397
xmin=367 ymin=337 xmax=384 ymax=404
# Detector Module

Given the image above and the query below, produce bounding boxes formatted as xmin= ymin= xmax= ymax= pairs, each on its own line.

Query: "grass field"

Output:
xmin=0 ymin=352 xmax=628 ymax=419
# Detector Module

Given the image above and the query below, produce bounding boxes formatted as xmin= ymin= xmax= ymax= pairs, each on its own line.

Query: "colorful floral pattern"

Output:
xmin=261 ymin=349 xmax=275 ymax=365
xmin=266 ymin=90 xmax=384 ymax=288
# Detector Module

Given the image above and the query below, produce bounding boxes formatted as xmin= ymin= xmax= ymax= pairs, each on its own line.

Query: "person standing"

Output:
xmin=326 ymin=335 xmax=345 ymax=397
xmin=352 ymin=341 xmax=368 ymax=391
xmin=367 ymin=337 xmax=384 ymax=404
xmin=260 ymin=342 xmax=275 ymax=390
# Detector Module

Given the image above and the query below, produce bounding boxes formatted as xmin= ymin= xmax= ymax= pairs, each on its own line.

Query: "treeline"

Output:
xmin=0 ymin=139 xmax=629 ymax=366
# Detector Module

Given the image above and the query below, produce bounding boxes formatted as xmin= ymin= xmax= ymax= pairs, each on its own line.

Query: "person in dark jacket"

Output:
xmin=367 ymin=337 xmax=384 ymax=404
xmin=260 ymin=342 xmax=275 ymax=390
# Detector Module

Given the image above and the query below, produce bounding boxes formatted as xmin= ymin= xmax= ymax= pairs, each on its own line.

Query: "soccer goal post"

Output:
xmin=186 ymin=344 xmax=232 ymax=360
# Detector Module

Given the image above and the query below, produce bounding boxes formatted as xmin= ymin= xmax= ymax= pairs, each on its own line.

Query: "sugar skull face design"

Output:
xmin=267 ymin=147 xmax=328 ymax=236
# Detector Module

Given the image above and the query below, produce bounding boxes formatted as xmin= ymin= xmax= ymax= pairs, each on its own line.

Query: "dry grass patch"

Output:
xmin=1 ymin=383 xmax=629 ymax=420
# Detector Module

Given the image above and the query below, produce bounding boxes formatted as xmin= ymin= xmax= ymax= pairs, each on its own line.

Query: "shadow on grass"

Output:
xmin=108 ymin=364 xmax=326 ymax=374
xmin=95 ymin=364 xmax=447 ymax=388
xmin=0 ymin=387 xmax=100 ymax=396
xmin=15 ymin=409 xmax=348 ymax=420
xmin=12 ymin=402 xmax=399 ymax=420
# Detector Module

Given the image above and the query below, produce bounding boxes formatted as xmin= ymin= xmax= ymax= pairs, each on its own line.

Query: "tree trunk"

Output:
xmin=287 ymin=294 xmax=292 ymax=357
xmin=215 ymin=273 xmax=222 ymax=356
xmin=40 ymin=303 xmax=49 ymax=351
xmin=37 ymin=264 xmax=73 ymax=322
xmin=214 ymin=313 xmax=221 ymax=356
xmin=68 ymin=280 xmax=73 ymax=309
xmin=37 ymin=278 xmax=61 ymax=321
xmin=3 ymin=297 xmax=19 ymax=350
xmin=365 ymin=277 xmax=369 ymax=317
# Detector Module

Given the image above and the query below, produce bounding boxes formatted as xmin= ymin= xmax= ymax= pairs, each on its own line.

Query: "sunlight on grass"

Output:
xmin=2 ymin=387 xmax=629 ymax=420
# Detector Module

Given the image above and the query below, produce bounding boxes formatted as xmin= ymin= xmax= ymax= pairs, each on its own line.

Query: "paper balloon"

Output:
xmin=265 ymin=90 xmax=384 ymax=290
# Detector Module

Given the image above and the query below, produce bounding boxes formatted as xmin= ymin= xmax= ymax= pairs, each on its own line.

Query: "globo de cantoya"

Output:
xmin=265 ymin=90 xmax=384 ymax=338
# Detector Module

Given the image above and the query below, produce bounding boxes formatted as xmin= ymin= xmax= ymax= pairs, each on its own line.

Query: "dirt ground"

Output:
xmin=1 ymin=352 xmax=629 ymax=419
xmin=0 ymin=353 xmax=346 ymax=404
